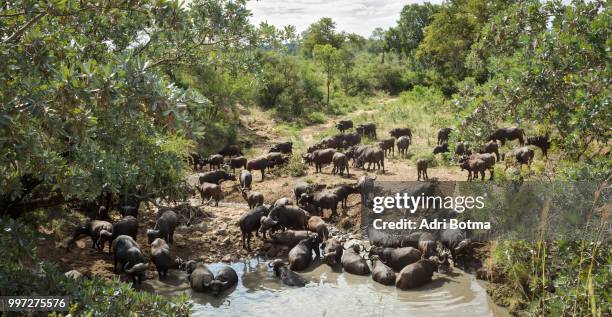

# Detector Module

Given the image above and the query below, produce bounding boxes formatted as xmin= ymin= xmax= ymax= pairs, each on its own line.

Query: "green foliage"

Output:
xmin=413 ymin=152 xmax=439 ymax=168
xmin=454 ymin=0 xmax=611 ymax=160
xmin=255 ymin=52 xmax=323 ymax=119
xmin=339 ymin=54 xmax=415 ymax=97
xmin=307 ymin=112 xmax=327 ymax=124
xmin=177 ymin=63 xmax=255 ymax=116
xmin=339 ymin=53 xmax=376 ymax=96
xmin=337 ymin=48 xmax=356 ymax=94
xmin=344 ymin=33 xmax=367 ymax=51
xmin=384 ymin=27 xmax=403 ymax=58
xmin=556 ymin=156 xmax=612 ymax=182
xmin=255 ymin=22 xmax=298 ymax=53
xmin=368 ymin=28 xmax=387 ymax=63
xmin=274 ymin=155 xmax=307 ymax=178
xmin=372 ymin=62 xmax=411 ymax=95
xmin=301 ymin=17 xmax=345 ymax=57
xmin=416 ymin=0 xmax=512 ymax=92
xmin=328 ymin=93 xmax=369 ymax=115
xmin=0 ymin=0 xmax=253 ymax=214
xmin=0 ymin=217 xmax=192 ymax=316
xmin=396 ymin=3 xmax=440 ymax=56
xmin=489 ymin=240 xmax=610 ymax=316
xmin=313 ymin=44 xmax=341 ymax=106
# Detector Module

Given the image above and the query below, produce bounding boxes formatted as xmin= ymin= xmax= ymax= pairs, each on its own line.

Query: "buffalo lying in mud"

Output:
xmin=269 ymin=259 xmax=308 ymax=287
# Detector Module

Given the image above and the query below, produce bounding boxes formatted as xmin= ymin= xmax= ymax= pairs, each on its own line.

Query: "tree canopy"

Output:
xmin=313 ymin=44 xmax=340 ymax=106
xmin=455 ymin=0 xmax=611 ymax=160
xmin=301 ymin=17 xmax=345 ymax=57
xmin=397 ymin=2 xmax=439 ymax=57
xmin=0 ymin=0 xmax=252 ymax=216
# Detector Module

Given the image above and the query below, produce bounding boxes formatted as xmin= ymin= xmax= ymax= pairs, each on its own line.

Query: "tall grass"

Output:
xmin=346 ymin=87 xmax=452 ymax=161
xmin=485 ymin=177 xmax=610 ymax=316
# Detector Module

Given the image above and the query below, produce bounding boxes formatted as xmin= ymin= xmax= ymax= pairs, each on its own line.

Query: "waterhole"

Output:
xmin=140 ymin=257 xmax=509 ymax=317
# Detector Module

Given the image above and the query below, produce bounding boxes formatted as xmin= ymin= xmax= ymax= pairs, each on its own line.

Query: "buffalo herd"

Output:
xmin=66 ymin=205 xmax=240 ymax=295
xmin=63 ymin=118 xmax=549 ymax=295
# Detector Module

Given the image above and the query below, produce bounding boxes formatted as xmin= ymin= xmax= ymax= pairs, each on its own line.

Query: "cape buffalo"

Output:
xmin=488 ymin=127 xmax=525 ymax=146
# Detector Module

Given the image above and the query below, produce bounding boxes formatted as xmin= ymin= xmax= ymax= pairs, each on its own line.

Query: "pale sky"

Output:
xmin=247 ymin=0 xmax=445 ymax=37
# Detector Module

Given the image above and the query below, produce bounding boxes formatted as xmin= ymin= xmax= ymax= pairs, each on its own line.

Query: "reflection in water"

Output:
xmin=141 ymin=257 xmax=509 ymax=317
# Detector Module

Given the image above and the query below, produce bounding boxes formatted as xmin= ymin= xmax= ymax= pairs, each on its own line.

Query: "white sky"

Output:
xmin=247 ymin=0 xmax=445 ymax=37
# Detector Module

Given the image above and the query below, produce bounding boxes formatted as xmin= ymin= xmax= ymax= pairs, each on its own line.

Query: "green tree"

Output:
xmin=345 ymin=32 xmax=367 ymax=50
xmin=416 ymin=0 xmax=511 ymax=92
xmin=397 ymin=2 xmax=439 ymax=57
xmin=0 ymin=0 xmax=251 ymax=216
xmin=301 ymin=17 xmax=345 ymax=57
xmin=255 ymin=22 xmax=298 ymax=53
xmin=313 ymin=44 xmax=340 ymax=106
xmin=369 ymin=27 xmax=387 ymax=63
xmin=384 ymin=27 xmax=403 ymax=59
xmin=417 ymin=2 xmax=478 ymax=84
xmin=455 ymin=0 xmax=611 ymax=160
xmin=337 ymin=48 xmax=355 ymax=94
xmin=255 ymin=52 xmax=322 ymax=116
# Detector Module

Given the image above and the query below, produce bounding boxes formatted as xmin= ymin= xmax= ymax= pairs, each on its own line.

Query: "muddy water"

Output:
xmin=141 ymin=258 xmax=509 ymax=317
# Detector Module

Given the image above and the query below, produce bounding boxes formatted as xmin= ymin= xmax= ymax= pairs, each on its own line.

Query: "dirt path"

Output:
xmin=39 ymin=96 xmax=467 ymax=279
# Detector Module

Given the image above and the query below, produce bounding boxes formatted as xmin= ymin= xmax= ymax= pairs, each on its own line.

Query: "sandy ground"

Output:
xmin=37 ymin=97 xmax=469 ymax=280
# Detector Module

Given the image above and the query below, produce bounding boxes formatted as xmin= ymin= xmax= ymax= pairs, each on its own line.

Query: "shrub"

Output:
xmin=486 ymin=239 xmax=610 ymax=316
xmin=372 ymin=62 xmax=410 ymax=95
xmin=276 ymin=155 xmax=306 ymax=178
xmin=413 ymin=152 xmax=438 ymax=168
xmin=556 ymin=157 xmax=612 ymax=181
xmin=307 ymin=112 xmax=327 ymax=124
xmin=492 ymin=165 xmax=522 ymax=182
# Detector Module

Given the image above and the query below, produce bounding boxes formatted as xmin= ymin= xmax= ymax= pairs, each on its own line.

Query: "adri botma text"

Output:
xmin=372 ymin=218 xmax=491 ymax=230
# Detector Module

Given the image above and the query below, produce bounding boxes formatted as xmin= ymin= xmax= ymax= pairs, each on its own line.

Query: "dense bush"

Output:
xmin=0 ymin=217 xmax=192 ymax=316
xmin=556 ymin=156 xmax=612 ymax=182
xmin=255 ymin=53 xmax=323 ymax=119
xmin=175 ymin=61 xmax=258 ymax=152
xmin=481 ymin=170 xmax=610 ymax=315
xmin=273 ymin=155 xmax=307 ymax=178
xmin=372 ymin=62 xmax=411 ymax=95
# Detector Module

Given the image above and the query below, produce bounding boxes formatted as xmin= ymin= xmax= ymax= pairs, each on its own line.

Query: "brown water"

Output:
xmin=141 ymin=258 xmax=509 ymax=317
